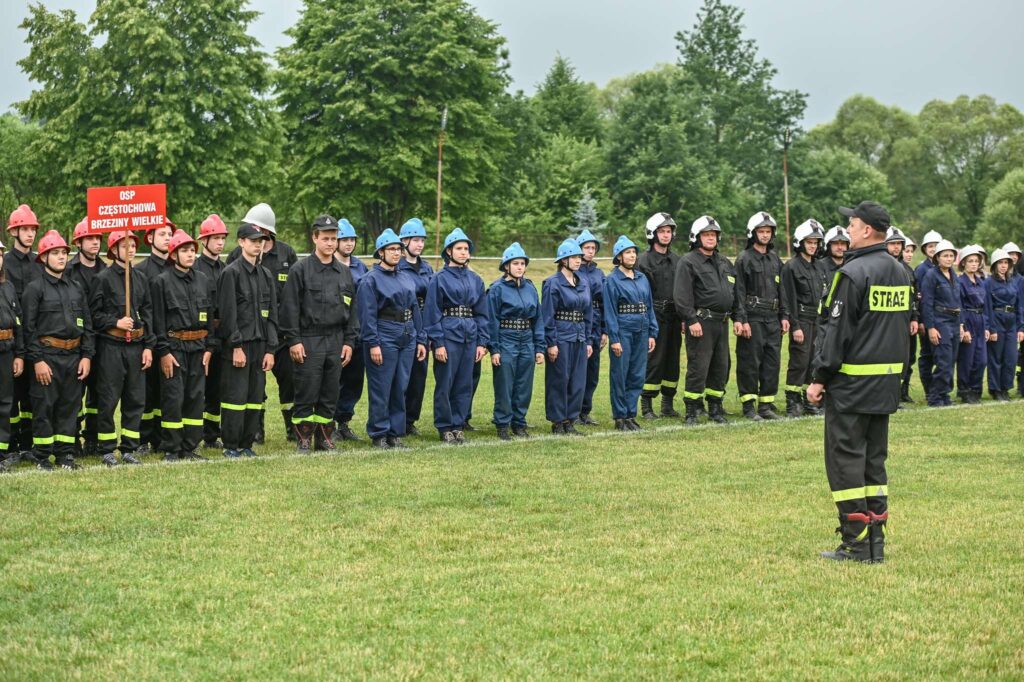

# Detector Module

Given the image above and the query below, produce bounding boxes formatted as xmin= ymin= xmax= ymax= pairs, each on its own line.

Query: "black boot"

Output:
xmin=294 ymin=422 xmax=313 ymax=453
xmin=563 ymin=420 xmax=585 ymax=436
xmin=707 ymin=399 xmax=727 ymax=424
xmin=868 ymin=511 xmax=887 ymax=564
xmin=900 ymin=381 xmax=914 ymax=403
xmin=315 ymin=423 xmax=337 ymax=451
xmin=614 ymin=418 xmax=628 ymax=431
xmin=333 ymin=420 xmax=361 ymax=442
xmin=802 ymin=396 xmax=822 ymax=416
xmin=497 ymin=425 xmax=512 ymax=441
xmin=640 ymin=394 xmax=657 ymax=419
xmin=758 ymin=401 xmax=783 ymax=420
xmin=254 ymin=411 xmax=265 ymax=445
xmin=282 ymin=409 xmax=296 ymax=442
xmin=577 ymin=413 xmax=598 ymax=426
xmin=683 ymin=399 xmax=700 ymax=426
xmin=786 ymin=391 xmax=804 ymax=418
xmin=551 ymin=421 xmax=566 ymax=435
xmin=659 ymin=394 xmax=680 ymax=418
xmin=371 ymin=436 xmax=391 ymax=449
xmin=742 ymin=400 xmax=763 ymax=421
xmin=511 ymin=425 xmax=530 ymax=438
xmin=820 ymin=512 xmax=872 ymax=563
xmin=627 ymin=418 xmax=641 ymax=431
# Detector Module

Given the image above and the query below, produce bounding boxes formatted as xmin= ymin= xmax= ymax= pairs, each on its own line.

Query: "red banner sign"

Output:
xmin=86 ymin=184 xmax=167 ymax=233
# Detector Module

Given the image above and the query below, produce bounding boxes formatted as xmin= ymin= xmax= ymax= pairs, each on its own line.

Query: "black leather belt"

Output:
xmin=499 ymin=318 xmax=530 ymax=330
xmin=995 ymin=305 xmax=1017 ymax=313
xmin=379 ymin=308 xmax=413 ymax=322
xmin=554 ymin=309 xmax=585 ymax=323
xmin=745 ymin=296 xmax=779 ymax=311
xmin=443 ymin=306 xmax=474 ymax=318
xmin=963 ymin=307 xmax=983 ymax=314
xmin=936 ymin=306 xmax=961 ymax=315
xmin=696 ymin=308 xmax=729 ymax=321
xmin=798 ymin=303 xmax=818 ymax=316
xmin=617 ymin=303 xmax=648 ymax=314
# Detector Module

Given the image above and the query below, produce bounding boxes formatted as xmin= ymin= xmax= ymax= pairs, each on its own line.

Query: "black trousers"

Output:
xmin=735 ymin=315 xmax=781 ymax=403
xmin=824 ymin=393 xmax=889 ymax=522
xmin=12 ymin=371 xmax=32 ymax=452
xmin=160 ymin=348 xmax=206 ymax=456
xmin=466 ymin=360 xmax=481 ymax=422
xmin=582 ymin=346 xmax=601 ymax=414
xmin=268 ymin=344 xmax=295 ymax=417
xmin=292 ymin=335 xmax=342 ymax=427
xmin=683 ymin=318 xmax=730 ymax=401
xmin=95 ymin=339 xmax=145 ymax=456
xmin=405 ymin=354 xmax=428 ymax=426
xmin=786 ymin=318 xmax=818 ymax=392
xmin=220 ymin=341 xmax=268 ymax=451
xmin=80 ymin=366 xmax=99 ymax=446
xmin=903 ymin=333 xmax=917 ymax=385
xmin=30 ymin=351 xmax=83 ymax=461
xmin=203 ymin=349 xmax=222 ymax=444
xmin=0 ymin=349 xmax=13 ymax=454
xmin=334 ymin=342 xmax=365 ymax=423
xmin=644 ymin=311 xmax=682 ymax=398
xmin=140 ymin=366 xmax=162 ymax=449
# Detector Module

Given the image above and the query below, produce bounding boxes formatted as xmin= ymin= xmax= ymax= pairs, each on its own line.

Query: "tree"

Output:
xmin=675 ymin=0 xmax=806 ymax=218
xmin=533 ymin=55 xmax=604 ymax=143
xmin=916 ymin=95 xmax=1024 ymax=233
xmin=17 ymin=0 xmax=281 ymax=228
xmin=787 ymin=145 xmax=893 ymax=229
xmin=276 ymin=0 xmax=511 ymax=238
xmin=0 ymin=114 xmax=43 ymax=221
xmin=808 ymin=95 xmax=917 ymax=167
xmin=975 ymin=168 xmax=1024 ymax=248
xmin=567 ymin=186 xmax=608 ymax=239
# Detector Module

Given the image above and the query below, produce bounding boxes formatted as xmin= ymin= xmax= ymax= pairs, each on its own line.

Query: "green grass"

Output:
xmin=2 ymin=336 xmax=1023 ymax=678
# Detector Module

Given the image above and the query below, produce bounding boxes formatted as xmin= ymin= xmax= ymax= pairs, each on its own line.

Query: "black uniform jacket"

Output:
xmin=216 ymin=257 xmax=278 ymax=350
xmin=812 ymin=243 xmax=913 ymax=415
xmin=22 ymin=272 xmax=95 ymax=363
xmin=89 ymin=262 xmax=155 ymax=350
xmin=279 ymin=254 xmax=359 ymax=349
xmin=673 ymin=248 xmax=737 ymax=325
xmin=151 ymin=266 xmax=216 ymax=357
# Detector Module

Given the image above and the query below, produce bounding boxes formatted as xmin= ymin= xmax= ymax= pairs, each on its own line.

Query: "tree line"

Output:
xmin=1 ymin=0 xmax=1022 ymax=255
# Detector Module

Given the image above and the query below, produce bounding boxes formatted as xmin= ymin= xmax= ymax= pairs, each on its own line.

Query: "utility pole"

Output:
xmin=434 ymin=106 xmax=448 ymax=267
xmin=783 ymin=128 xmax=792 ymax=259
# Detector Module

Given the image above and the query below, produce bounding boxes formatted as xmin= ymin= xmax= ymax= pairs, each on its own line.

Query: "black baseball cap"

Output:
xmin=838 ymin=201 xmax=891 ymax=231
xmin=237 ymin=223 xmax=269 ymax=241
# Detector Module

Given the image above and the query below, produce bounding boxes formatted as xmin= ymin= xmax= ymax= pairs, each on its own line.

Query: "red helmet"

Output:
xmin=72 ymin=217 xmax=96 ymax=243
xmin=200 ymin=214 xmax=228 ymax=239
xmin=7 ymin=204 xmax=39 ymax=232
xmin=107 ymin=230 xmax=140 ymax=253
xmin=144 ymin=218 xmax=176 ymax=244
xmin=168 ymin=228 xmax=197 ymax=256
xmin=36 ymin=230 xmax=69 ymax=262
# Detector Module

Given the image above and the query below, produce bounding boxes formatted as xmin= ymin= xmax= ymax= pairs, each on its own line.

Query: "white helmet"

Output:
xmin=921 ymin=230 xmax=943 ymax=246
xmin=793 ymin=219 xmax=825 ymax=249
xmin=990 ymin=248 xmax=1012 ymax=268
xmin=884 ymin=226 xmax=907 ymax=244
xmin=689 ymin=215 xmax=722 ymax=246
xmin=745 ymin=211 xmax=777 ymax=239
xmin=958 ymin=243 xmax=986 ymax=266
xmin=1001 ymin=241 xmax=1021 ymax=256
xmin=824 ymin=225 xmax=850 ymax=247
xmin=644 ymin=212 xmax=676 ymax=242
xmin=932 ymin=239 xmax=958 ymax=261
xmin=242 ymin=202 xmax=277 ymax=235
xmin=904 ymin=234 xmax=917 ymax=248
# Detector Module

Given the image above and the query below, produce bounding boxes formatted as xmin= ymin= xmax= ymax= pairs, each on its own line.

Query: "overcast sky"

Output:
xmin=1 ymin=0 xmax=1021 ymax=127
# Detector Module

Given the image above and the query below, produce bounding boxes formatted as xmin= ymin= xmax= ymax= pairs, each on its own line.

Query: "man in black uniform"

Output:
xmin=5 ymin=205 xmax=42 ymax=459
xmin=90 ymin=231 xmax=152 ymax=466
xmin=637 ymin=212 xmax=681 ymax=419
xmin=21 ymin=230 xmax=94 ymax=469
xmin=280 ymin=216 xmax=359 ymax=452
xmin=195 ymin=214 xmax=228 ymax=449
xmin=820 ymin=226 xmax=849 ymax=280
xmin=217 ymin=224 xmax=278 ymax=458
xmin=808 ymin=201 xmax=912 ymax=564
xmin=151 ymin=230 xmax=216 ymax=461
xmin=67 ymin=217 xmax=107 ymax=455
xmin=135 ymin=220 xmax=173 ymax=453
xmin=733 ymin=212 xmax=789 ymax=421
xmin=885 ymin=228 xmax=921 ymax=404
xmin=781 ymin=219 xmax=828 ymax=417
xmin=674 ymin=215 xmax=737 ymax=426
xmin=227 ymin=203 xmax=297 ymax=443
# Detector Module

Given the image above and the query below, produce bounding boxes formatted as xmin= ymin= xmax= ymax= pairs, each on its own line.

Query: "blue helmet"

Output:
xmin=374 ymin=228 xmax=403 ymax=254
xmin=442 ymin=228 xmax=474 ymax=262
xmin=575 ymin=229 xmax=601 ymax=251
xmin=612 ymin=235 xmax=638 ymax=261
xmin=500 ymin=242 xmax=529 ymax=270
xmin=555 ymin=238 xmax=584 ymax=262
xmin=337 ymin=218 xmax=357 ymax=240
xmin=399 ymin=218 xmax=426 ymax=239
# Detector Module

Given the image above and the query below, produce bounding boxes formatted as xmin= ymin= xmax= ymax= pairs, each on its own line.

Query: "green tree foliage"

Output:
xmin=17 ymin=0 xmax=281 ymax=228
xmin=787 ymin=145 xmax=893 ymax=229
xmin=532 ymin=55 xmax=604 ymax=143
xmin=276 ymin=0 xmax=511 ymax=238
xmin=975 ymin=168 xmax=1024 ymax=248
xmin=0 ymin=114 xmax=43 ymax=221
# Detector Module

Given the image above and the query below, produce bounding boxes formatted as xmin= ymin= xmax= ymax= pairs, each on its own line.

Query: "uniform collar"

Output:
xmin=42 ymin=271 xmax=66 ymax=285
xmin=200 ymin=253 xmax=221 ymax=267
xmin=372 ymin=263 xmax=398 ymax=275
xmin=172 ymin=266 xmax=193 ymax=279
xmin=844 ymin=242 xmax=887 ymax=263
xmin=313 ymin=255 xmax=342 ymax=272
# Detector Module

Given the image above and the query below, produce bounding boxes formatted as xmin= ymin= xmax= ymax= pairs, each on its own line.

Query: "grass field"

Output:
xmin=3 ymin=317 xmax=1023 ymax=678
